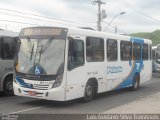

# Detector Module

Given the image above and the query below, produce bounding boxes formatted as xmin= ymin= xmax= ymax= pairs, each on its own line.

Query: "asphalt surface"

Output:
xmin=0 ymin=73 xmax=160 ymax=114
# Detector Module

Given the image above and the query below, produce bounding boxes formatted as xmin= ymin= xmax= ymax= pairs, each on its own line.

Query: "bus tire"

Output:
xmin=131 ymin=74 xmax=140 ymax=90
xmin=3 ymin=76 xmax=14 ymax=96
xmin=82 ymin=80 xmax=95 ymax=102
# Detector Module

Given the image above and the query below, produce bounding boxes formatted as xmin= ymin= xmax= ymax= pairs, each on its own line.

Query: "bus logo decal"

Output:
xmin=136 ymin=63 xmax=140 ymax=70
xmin=107 ymin=66 xmax=123 ymax=74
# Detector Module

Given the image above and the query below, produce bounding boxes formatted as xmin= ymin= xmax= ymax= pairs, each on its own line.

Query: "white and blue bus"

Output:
xmin=152 ymin=44 xmax=160 ymax=72
xmin=13 ymin=27 xmax=152 ymax=102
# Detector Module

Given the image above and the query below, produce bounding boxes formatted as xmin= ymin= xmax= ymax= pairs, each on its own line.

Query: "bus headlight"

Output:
xmin=52 ymin=74 xmax=63 ymax=88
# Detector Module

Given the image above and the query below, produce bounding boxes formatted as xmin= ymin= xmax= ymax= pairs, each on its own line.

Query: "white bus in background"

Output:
xmin=152 ymin=44 xmax=160 ymax=72
xmin=14 ymin=27 xmax=152 ymax=102
xmin=0 ymin=29 xmax=18 ymax=95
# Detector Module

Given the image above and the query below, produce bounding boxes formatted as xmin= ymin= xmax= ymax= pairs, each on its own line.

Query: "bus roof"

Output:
xmin=20 ymin=26 xmax=152 ymax=44
xmin=68 ymin=27 xmax=152 ymax=43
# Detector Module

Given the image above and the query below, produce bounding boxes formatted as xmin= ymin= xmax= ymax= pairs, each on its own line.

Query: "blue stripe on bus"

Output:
xmin=116 ymin=37 xmax=144 ymax=89
xmin=16 ymin=76 xmax=33 ymax=89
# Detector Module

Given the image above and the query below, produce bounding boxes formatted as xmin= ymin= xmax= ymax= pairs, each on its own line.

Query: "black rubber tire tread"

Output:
xmin=131 ymin=74 xmax=140 ymax=91
xmin=82 ymin=80 xmax=95 ymax=102
xmin=3 ymin=76 xmax=14 ymax=96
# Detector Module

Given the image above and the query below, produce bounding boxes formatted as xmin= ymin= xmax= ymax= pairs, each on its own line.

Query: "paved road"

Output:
xmin=0 ymin=73 xmax=160 ymax=114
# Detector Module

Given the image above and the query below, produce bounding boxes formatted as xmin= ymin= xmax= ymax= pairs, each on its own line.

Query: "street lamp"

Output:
xmin=103 ymin=12 xmax=126 ymax=32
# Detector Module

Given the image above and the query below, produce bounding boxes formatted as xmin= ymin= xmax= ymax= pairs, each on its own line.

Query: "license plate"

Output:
xmin=28 ymin=91 xmax=37 ymax=96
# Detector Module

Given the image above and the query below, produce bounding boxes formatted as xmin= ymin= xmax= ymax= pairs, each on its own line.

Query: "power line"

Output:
xmin=0 ymin=7 xmax=96 ymax=24
xmin=0 ymin=13 xmax=97 ymax=31
xmin=0 ymin=7 xmax=74 ymax=23
xmin=0 ymin=11 xmax=78 ymax=27
xmin=0 ymin=11 xmax=96 ymax=26
xmin=0 ymin=11 xmax=48 ymax=22
xmin=103 ymin=12 xmax=126 ymax=32
xmin=103 ymin=21 xmax=128 ymax=34
xmin=0 ymin=14 xmax=126 ymax=34
xmin=117 ymin=1 xmax=160 ymax=25
xmin=0 ymin=7 xmax=98 ymax=30
xmin=0 ymin=18 xmax=39 ymax=26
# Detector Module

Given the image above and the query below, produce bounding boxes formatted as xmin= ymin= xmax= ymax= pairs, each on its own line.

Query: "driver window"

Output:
xmin=68 ymin=39 xmax=84 ymax=70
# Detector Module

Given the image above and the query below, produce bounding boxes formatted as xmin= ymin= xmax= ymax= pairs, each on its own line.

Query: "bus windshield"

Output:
xmin=16 ymin=37 xmax=65 ymax=75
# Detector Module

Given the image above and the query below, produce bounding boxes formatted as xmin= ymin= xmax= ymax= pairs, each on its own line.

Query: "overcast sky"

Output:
xmin=0 ymin=0 xmax=160 ymax=34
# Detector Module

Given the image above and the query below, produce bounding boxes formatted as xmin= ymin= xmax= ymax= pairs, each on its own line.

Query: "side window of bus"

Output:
xmin=142 ymin=43 xmax=148 ymax=60
xmin=149 ymin=44 xmax=152 ymax=60
xmin=68 ymin=39 xmax=84 ymax=70
xmin=120 ymin=41 xmax=132 ymax=61
xmin=152 ymin=49 xmax=155 ymax=61
xmin=133 ymin=43 xmax=141 ymax=60
xmin=86 ymin=37 xmax=104 ymax=62
xmin=1 ymin=37 xmax=15 ymax=60
xmin=107 ymin=39 xmax=117 ymax=61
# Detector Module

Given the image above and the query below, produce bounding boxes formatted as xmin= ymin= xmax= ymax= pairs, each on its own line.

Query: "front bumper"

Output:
xmin=13 ymin=82 xmax=66 ymax=101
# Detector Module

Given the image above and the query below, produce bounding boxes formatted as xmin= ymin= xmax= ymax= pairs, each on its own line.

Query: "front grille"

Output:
xmin=16 ymin=76 xmax=53 ymax=90
xmin=33 ymin=84 xmax=50 ymax=90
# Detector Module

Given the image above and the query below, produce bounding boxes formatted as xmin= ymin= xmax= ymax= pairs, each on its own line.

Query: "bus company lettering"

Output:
xmin=107 ymin=66 xmax=123 ymax=74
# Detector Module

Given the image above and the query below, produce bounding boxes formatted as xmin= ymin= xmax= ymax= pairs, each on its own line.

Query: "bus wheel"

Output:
xmin=83 ymin=81 xmax=95 ymax=102
xmin=3 ymin=76 xmax=14 ymax=96
xmin=131 ymin=74 xmax=140 ymax=90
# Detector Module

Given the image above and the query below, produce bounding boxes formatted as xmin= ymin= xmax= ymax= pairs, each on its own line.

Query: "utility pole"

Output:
xmin=93 ymin=0 xmax=106 ymax=31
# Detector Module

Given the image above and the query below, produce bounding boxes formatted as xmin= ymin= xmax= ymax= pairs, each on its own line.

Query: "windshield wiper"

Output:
xmin=30 ymin=44 xmax=34 ymax=61
xmin=41 ymin=37 xmax=54 ymax=54
xmin=34 ymin=38 xmax=53 ymax=64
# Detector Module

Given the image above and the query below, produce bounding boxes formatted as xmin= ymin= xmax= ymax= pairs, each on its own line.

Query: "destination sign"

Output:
xmin=20 ymin=27 xmax=66 ymax=36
